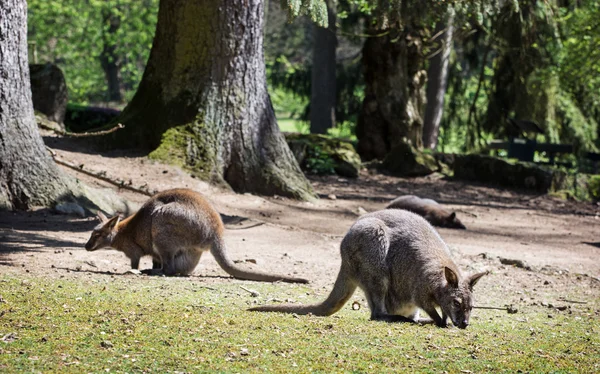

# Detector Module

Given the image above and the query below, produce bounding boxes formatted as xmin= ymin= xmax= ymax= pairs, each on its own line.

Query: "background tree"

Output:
xmin=113 ymin=0 xmax=326 ymax=200
xmin=100 ymin=6 xmax=123 ymax=102
xmin=310 ymin=0 xmax=337 ymax=134
xmin=355 ymin=11 xmax=428 ymax=160
xmin=27 ymin=0 xmax=158 ymax=103
xmin=422 ymin=10 xmax=454 ymax=150
xmin=0 ymin=0 xmax=128 ymax=213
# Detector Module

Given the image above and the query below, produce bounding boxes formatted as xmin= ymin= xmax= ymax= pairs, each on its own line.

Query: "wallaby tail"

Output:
xmin=210 ymin=238 xmax=309 ymax=284
xmin=248 ymin=266 xmax=357 ymax=316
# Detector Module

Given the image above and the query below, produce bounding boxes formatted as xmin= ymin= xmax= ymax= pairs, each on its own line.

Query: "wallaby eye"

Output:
xmin=453 ymin=300 xmax=461 ymax=307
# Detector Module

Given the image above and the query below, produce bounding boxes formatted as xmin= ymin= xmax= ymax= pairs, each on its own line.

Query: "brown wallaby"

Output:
xmin=249 ymin=210 xmax=486 ymax=328
xmin=84 ymin=188 xmax=308 ymax=283
xmin=386 ymin=195 xmax=466 ymax=230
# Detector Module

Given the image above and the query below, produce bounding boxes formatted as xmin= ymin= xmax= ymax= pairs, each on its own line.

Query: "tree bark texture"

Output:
xmin=100 ymin=8 xmax=123 ymax=102
xmin=0 ymin=0 xmax=71 ymax=210
xmin=116 ymin=0 xmax=315 ymax=200
xmin=356 ymin=28 xmax=427 ymax=161
xmin=0 ymin=0 xmax=131 ymax=214
xmin=422 ymin=12 xmax=454 ymax=149
xmin=309 ymin=0 xmax=337 ymax=134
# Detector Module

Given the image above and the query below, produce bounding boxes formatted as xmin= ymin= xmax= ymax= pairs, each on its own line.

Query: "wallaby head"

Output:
xmin=441 ymin=212 xmax=466 ymax=230
xmin=438 ymin=267 xmax=487 ymax=329
xmin=85 ymin=212 xmax=121 ymax=251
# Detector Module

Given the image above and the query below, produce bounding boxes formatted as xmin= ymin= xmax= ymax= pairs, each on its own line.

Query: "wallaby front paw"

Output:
xmin=140 ymin=268 xmax=164 ymax=276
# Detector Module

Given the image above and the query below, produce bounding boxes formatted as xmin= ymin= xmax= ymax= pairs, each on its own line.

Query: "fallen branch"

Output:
xmin=39 ymin=120 xmax=125 ymax=137
xmin=558 ymin=298 xmax=588 ymax=305
xmin=475 ymin=305 xmax=518 ymax=314
xmin=46 ymin=146 xmax=155 ymax=197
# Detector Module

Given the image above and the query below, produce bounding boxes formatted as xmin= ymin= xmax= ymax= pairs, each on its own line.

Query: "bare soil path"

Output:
xmin=1 ymin=131 xmax=599 ymax=315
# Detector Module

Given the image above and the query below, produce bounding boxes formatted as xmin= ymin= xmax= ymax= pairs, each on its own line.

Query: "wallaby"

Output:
xmin=84 ymin=188 xmax=308 ymax=283
xmin=249 ymin=209 xmax=486 ymax=328
xmin=386 ymin=195 xmax=466 ymax=230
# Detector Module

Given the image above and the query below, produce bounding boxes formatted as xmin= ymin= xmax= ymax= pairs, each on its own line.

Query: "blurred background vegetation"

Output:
xmin=27 ymin=0 xmax=599 ymax=155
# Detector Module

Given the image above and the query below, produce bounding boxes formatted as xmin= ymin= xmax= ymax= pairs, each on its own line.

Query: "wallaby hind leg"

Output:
xmin=359 ymin=275 xmax=395 ymax=322
xmin=168 ymin=249 xmax=203 ymax=276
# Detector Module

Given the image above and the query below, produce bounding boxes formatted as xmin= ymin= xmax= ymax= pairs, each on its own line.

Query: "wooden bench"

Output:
xmin=487 ymin=139 xmax=574 ymax=165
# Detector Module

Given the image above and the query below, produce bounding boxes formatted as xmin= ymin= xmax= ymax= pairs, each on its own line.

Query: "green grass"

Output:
xmin=1 ymin=276 xmax=598 ymax=373
xmin=277 ymin=117 xmax=309 ymax=134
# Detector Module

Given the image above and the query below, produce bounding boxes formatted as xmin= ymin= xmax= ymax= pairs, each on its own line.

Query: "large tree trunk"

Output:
xmin=0 ymin=0 xmax=129 ymax=214
xmin=356 ymin=27 xmax=427 ymax=161
xmin=100 ymin=8 xmax=122 ymax=102
xmin=422 ymin=11 xmax=454 ymax=149
xmin=309 ymin=0 xmax=337 ymax=134
xmin=115 ymin=0 xmax=314 ymax=200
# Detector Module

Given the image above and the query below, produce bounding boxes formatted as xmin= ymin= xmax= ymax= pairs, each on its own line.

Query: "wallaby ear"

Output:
xmin=449 ymin=212 xmax=456 ymax=220
xmin=104 ymin=215 xmax=121 ymax=230
xmin=444 ymin=267 xmax=459 ymax=288
xmin=97 ymin=211 xmax=108 ymax=223
xmin=467 ymin=271 xmax=489 ymax=290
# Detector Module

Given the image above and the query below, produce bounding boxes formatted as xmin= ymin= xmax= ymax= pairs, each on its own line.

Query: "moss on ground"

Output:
xmin=285 ymin=133 xmax=362 ymax=177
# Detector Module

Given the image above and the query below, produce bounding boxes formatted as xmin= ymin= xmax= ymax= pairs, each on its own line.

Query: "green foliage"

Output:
xmin=440 ymin=0 xmax=599 ymax=154
xmin=305 ymin=145 xmax=337 ymax=175
xmin=588 ymin=175 xmax=600 ymax=201
xmin=557 ymin=0 xmax=600 ymax=144
xmin=27 ymin=0 xmax=158 ymax=103
xmin=555 ymin=91 xmax=598 ymax=152
xmin=282 ymin=0 xmax=328 ymax=27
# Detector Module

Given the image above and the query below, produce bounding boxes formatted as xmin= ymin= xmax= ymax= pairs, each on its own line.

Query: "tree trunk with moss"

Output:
xmin=356 ymin=27 xmax=427 ymax=161
xmin=114 ymin=0 xmax=315 ymax=200
xmin=0 ymin=0 xmax=130 ymax=214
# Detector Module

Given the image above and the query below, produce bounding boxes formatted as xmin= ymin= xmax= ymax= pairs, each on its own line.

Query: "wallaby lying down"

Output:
xmin=250 ymin=210 xmax=486 ymax=328
xmin=85 ymin=188 xmax=308 ymax=283
xmin=386 ymin=195 xmax=466 ymax=229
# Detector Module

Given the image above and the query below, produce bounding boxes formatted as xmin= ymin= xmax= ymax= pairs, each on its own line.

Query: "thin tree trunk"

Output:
xmin=100 ymin=8 xmax=122 ymax=102
xmin=356 ymin=27 xmax=427 ymax=161
xmin=114 ymin=0 xmax=314 ymax=200
xmin=309 ymin=0 xmax=337 ymax=134
xmin=0 ymin=0 xmax=129 ymax=214
xmin=422 ymin=11 xmax=454 ymax=150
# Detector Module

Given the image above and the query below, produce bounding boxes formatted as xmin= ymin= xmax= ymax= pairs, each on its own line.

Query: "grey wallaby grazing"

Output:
xmin=386 ymin=195 xmax=466 ymax=229
xmin=249 ymin=210 xmax=487 ymax=328
xmin=85 ymin=188 xmax=308 ymax=283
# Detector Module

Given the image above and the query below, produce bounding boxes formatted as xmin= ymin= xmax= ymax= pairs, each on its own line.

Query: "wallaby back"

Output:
xmin=250 ymin=210 xmax=486 ymax=328
xmin=386 ymin=195 xmax=466 ymax=229
xmin=85 ymin=188 xmax=308 ymax=283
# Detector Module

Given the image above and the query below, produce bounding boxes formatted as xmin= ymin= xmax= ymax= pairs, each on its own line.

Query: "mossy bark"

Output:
xmin=113 ymin=0 xmax=315 ymax=200
xmin=356 ymin=26 xmax=427 ymax=161
xmin=0 ymin=0 xmax=131 ymax=215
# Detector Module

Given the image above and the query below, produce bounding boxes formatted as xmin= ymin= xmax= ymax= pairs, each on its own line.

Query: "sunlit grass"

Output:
xmin=0 ymin=276 xmax=598 ymax=372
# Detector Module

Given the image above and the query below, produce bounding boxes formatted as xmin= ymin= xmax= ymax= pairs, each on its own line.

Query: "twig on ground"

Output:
xmin=240 ymin=286 xmax=260 ymax=297
xmin=39 ymin=121 xmax=125 ymax=137
xmin=46 ymin=146 xmax=155 ymax=197
xmin=475 ymin=305 xmax=518 ymax=314
xmin=558 ymin=298 xmax=588 ymax=305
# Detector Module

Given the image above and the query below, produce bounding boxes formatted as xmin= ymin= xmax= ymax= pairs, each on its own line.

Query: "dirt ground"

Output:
xmin=1 ymin=131 xmax=599 ymax=315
